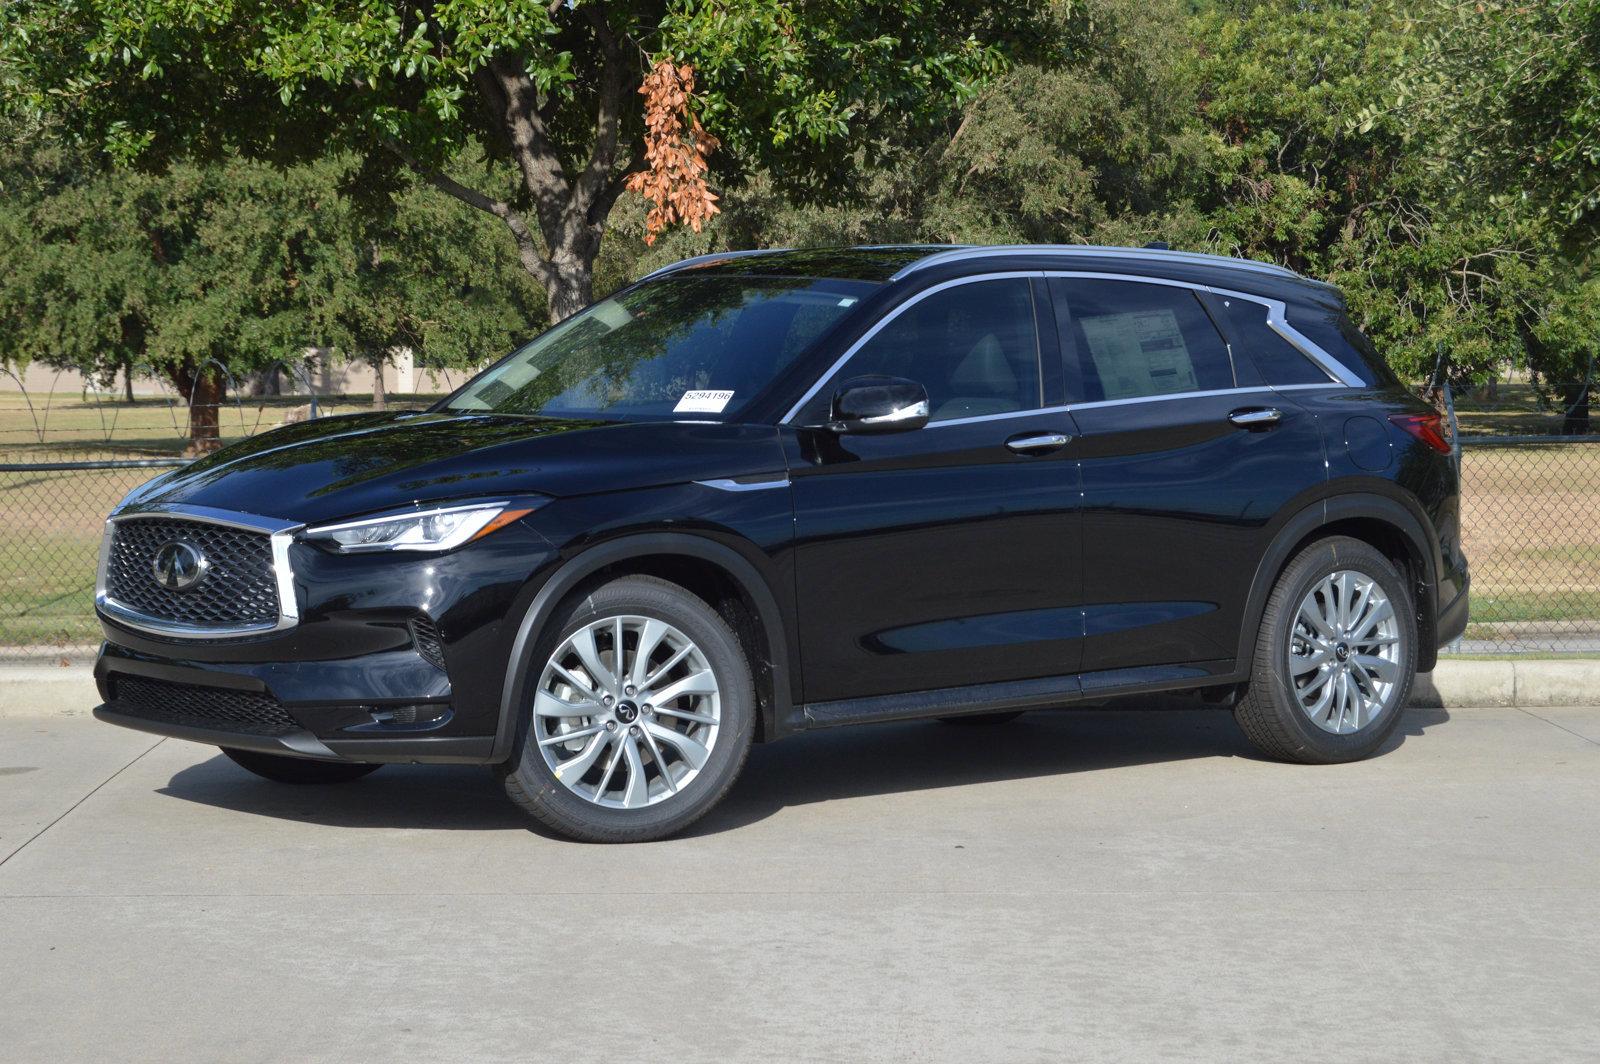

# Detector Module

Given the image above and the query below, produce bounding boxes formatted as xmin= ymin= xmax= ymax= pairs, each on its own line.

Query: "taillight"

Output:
xmin=1389 ymin=412 xmax=1451 ymax=454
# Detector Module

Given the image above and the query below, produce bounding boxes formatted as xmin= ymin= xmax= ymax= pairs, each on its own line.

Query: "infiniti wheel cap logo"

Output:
xmin=151 ymin=541 xmax=209 ymax=592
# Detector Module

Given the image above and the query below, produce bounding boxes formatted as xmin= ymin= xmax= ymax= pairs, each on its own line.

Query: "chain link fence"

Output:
xmin=2 ymin=388 xmax=1598 ymax=662
xmin=1452 ymin=436 xmax=1600 ymax=655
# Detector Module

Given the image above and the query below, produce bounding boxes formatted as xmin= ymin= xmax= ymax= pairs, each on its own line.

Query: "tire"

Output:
xmin=937 ymin=711 xmax=1024 ymax=726
xmin=1234 ymin=536 xmax=1418 ymax=764
xmin=500 ymin=575 xmax=755 ymax=843
xmin=222 ymin=748 xmax=382 ymax=784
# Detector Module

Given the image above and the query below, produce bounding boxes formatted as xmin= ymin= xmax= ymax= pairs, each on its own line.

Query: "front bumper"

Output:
xmin=92 ymin=517 xmax=556 ymax=763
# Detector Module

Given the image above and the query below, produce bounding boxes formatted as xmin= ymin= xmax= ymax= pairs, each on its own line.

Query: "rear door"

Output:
xmin=1050 ymin=275 xmax=1329 ymax=676
xmin=785 ymin=275 xmax=1084 ymax=704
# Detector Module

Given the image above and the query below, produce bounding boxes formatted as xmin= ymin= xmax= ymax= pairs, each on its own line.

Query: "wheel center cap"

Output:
xmin=614 ymin=700 xmax=639 ymax=724
xmin=1335 ymin=643 xmax=1350 ymax=662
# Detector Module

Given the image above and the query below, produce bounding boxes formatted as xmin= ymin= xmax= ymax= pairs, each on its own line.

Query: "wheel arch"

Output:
xmin=1236 ymin=492 xmax=1442 ymax=677
xmin=492 ymin=533 xmax=795 ymax=763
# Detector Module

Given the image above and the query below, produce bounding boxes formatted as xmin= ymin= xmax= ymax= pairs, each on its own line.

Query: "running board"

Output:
xmin=799 ymin=661 xmax=1234 ymax=730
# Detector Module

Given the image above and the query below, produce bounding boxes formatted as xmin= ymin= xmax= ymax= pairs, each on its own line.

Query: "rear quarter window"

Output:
xmin=1288 ymin=307 xmax=1404 ymax=389
xmin=1215 ymin=297 xmax=1333 ymax=386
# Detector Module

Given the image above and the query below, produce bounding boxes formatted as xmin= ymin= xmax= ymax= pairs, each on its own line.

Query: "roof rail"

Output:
xmin=636 ymin=248 xmax=792 ymax=282
xmin=890 ymin=244 xmax=1301 ymax=282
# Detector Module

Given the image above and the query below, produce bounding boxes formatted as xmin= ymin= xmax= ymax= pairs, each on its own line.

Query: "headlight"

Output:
xmin=302 ymin=500 xmax=541 ymax=553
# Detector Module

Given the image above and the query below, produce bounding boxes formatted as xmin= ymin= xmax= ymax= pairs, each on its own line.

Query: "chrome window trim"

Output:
xmin=890 ymin=245 xmax=1300 ymax=282
xmin=781 ymin=271 xmax=1043 ymax=424
xmin=96 ymin=503 xmax=303 ymax=640
xmin=781 ymin=269 xmax=1360 ymax=424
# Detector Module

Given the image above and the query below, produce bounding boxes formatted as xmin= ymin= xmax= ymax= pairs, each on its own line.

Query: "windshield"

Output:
xmin=444 ymin=275 xmax=878 ymax=420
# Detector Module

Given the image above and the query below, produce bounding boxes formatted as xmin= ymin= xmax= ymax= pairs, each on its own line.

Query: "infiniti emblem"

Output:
xmin=151 ymin=540 xmax=209 ymax=592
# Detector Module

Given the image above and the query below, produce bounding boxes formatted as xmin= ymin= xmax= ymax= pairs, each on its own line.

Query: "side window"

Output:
xmin=806 ymin=278 xmax=1041 ymax=423
xmin=1061 ymin=280 xmax=1233 ymax=401
xmin=1216 ymin=296 xmax=1332 ymax=386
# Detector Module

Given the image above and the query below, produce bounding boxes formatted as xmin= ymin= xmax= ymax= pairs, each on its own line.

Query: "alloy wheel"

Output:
xmin=1288 ymin=569 xmax=1403 ymax=735
xmin=533 ymin=614 xmax=721 ymax=808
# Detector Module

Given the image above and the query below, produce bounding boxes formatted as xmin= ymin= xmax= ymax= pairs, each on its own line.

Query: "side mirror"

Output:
xmin=828 ymin=376 xmax=930 ymax=434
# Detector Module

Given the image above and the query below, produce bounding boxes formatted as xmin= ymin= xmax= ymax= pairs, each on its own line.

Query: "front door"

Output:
xmin=786 ymin=275 xmax=1084 ymax=704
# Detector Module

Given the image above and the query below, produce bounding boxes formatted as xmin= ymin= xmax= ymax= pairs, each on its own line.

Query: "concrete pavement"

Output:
xmin=2 ymin=701 xmax=1598 ymax=1062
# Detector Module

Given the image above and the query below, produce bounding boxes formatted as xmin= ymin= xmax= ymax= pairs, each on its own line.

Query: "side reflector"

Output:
xmin=1388 ymin=412 xmax=1451 ymax=455
xmin=470 ymin=508 xmax=535 ymax=542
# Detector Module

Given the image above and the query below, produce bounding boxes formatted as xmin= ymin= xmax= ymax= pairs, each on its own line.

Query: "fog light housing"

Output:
xmin=372 ymin=703 xmax=451 ymax=728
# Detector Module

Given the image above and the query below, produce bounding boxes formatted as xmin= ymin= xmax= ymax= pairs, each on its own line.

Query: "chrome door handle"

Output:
xmin=1228 ymin=407 xmax=1282 ymax=429
xmin=1005 ymin=432 xmax=1072 ymax=455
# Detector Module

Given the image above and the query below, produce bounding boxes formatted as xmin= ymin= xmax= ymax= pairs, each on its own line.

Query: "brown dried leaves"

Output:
xmin=625 ymin=60 xmax=721 ymax=245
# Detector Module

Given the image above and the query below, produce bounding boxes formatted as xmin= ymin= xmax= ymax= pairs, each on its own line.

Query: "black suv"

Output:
xmin=93 ymin=245 xmax=1469 ymax=841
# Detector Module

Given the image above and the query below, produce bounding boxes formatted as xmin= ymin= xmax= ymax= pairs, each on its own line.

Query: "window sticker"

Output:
xmin=673 ymin=389 xmax=735 ymax=414
xmin=1078 ymin=309 xmax=1199 ymax=399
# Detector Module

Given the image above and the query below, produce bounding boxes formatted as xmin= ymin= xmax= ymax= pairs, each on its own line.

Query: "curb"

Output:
xmin=2 ymin=659 xmax=1596 ymax=718
xmin=1410 ymin=658 xmax=1600 ymax=709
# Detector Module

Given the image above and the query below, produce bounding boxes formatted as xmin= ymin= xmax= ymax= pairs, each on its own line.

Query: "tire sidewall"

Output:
xmin=505 ymin=577 xmax=754 ymax=839
xmin=1261 ymin=541 xmax=1418 ymax=760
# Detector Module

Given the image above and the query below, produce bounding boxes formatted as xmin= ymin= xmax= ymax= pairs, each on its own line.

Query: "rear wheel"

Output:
xmin=222 ymin=748 xmax=382 ymax=784
xmin=500 ymin=575 xmax=755 ymax=843
xmin=1234 ymin=536 xmax=1417 ymax=764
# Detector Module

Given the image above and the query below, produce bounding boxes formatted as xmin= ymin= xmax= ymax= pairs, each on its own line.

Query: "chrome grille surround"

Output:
xmin=96 ymin=503 xmax=303 ymax=639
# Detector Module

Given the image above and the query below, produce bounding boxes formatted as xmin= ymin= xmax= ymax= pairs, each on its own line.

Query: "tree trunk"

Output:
xmin=122 ymin=360 xmax=135 ymax=404
xmin=370 ymin=353 xmax=387 ymax=411
xmin=546 ymin=254 xmax=597 ymax=323
xmin=1560 ymin=380 xmax=1592 ymax=436
xmin=170 ymin=361 xmax=225 ymax=454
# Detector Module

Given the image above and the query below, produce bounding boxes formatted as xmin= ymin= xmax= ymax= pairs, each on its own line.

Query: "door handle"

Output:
xmin=1005 ymin=432 xmax=1072 ymax=455
xmin=1228 ymin=407 xmax=1282 ymax=429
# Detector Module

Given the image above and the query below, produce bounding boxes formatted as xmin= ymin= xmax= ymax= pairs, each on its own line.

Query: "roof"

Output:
xmin=638 ymin=243 xmax=1312 ymax=289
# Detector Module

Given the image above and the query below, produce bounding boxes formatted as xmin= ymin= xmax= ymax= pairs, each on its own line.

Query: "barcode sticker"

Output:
xmin=673 ymin=390 xmax=735 ymax=413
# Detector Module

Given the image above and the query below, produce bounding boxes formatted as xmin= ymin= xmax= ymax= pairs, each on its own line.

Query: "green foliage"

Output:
xmin=0 ymin=0 xmax=1043 ymax=314
xmin=0 ymin=129 xmax=542 ymax=443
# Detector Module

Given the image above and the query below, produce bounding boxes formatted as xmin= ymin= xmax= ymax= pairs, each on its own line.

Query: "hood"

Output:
xmin=123 ymin=411 xmax=787 ymax=525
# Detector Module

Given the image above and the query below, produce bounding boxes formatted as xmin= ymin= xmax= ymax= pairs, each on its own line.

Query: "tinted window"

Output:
xmin=1291 ymin=309 xmax=1402 ymax=388
xmin=1061 ymin=280 xmax=1233 ymax=401
xmin=810 ymin=278 xmax=1041 ymax=423
xmin=1216 ymin=297 xmax=1331 ymax=386
xmin=447 ymin=275 xmax=876 ymax=420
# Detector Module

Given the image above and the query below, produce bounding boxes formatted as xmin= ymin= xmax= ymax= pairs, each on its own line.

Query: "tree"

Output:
xmin=1 ymin=1 xmax=1037 ymax=321
xmin=0 ymin=134 xmax=543 ymax=449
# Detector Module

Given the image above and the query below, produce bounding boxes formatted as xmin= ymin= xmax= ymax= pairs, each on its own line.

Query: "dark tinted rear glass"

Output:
xmin=1216 ymin=297 xmax=1331 ymax=386
xmin=1290 ymin=308 xmax=1403 ymax=388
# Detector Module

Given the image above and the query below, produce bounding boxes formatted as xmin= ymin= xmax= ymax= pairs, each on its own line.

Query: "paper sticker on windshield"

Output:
xmin=674 ymin=390 xmax=734 ymax=413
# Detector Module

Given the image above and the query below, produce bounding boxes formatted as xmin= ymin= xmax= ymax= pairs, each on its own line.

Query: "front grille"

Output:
xmin=112 ymin=675 xmax=301 ymax=736
xmin=106 ymin=518 xmax=280 ymax=628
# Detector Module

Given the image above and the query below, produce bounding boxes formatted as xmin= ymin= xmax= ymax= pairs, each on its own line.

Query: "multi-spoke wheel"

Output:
xmin=1235 ymin=537 xmax=1417 ymax=764
xmin=534 ymin=614 xmax=721 ymax=809
xmin=1288 ymin=571 xmax=1402 ymax=734
xmin=501 ymin=575 xmax=754 ymax=842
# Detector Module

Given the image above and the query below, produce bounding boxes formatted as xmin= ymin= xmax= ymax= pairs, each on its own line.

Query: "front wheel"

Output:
xmin=500 ymin=575 xmax=755 ymax=843
xmin=1234 ymin=536 xmax=1417 ymax=764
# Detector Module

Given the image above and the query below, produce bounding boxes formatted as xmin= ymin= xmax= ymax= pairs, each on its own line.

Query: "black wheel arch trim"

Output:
xmin=490 ymin=532 xmax=796 ymax=763
xmin=1236 ymin=488 xmax=1443 ymax=676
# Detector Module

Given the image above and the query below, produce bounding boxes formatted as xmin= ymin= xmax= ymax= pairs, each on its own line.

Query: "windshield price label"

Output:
xmin=673 ymin=390 xmax=734 ymax=413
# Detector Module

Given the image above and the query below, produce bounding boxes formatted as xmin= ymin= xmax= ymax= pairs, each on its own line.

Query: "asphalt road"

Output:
xmin=3 ymin=700 xmax=1598 ymax=1063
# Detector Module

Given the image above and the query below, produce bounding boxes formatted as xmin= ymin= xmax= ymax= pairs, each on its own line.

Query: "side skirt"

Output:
xmin=800 ymin=660 xmax=1240 ymax=730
